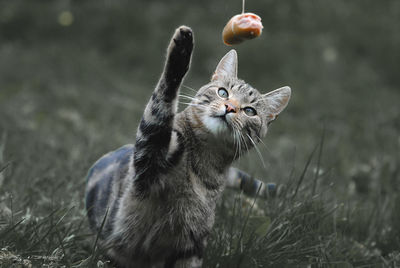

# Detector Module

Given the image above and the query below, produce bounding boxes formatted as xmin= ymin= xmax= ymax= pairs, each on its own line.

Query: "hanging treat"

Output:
xmin=222 ymin=12 xmax=263 ymax=46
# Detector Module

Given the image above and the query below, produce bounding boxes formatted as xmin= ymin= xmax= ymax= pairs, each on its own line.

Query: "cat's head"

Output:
xmin=188 ymin=50 xmax=291 ymax=151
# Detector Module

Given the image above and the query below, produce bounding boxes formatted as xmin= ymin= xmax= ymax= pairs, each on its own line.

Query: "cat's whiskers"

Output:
xmin=246 ymin=133 xmax=266 ymax=168
xmin=179 ymin=94 xmax=197 ymax=101
xmin=232 ymin=122 xmax=244 ymax=160
xmin=231 ymin=131 xmax=237 ymax=160
xmin=238 ymin=131 xmax=249 ymax=154
xmin=237 ymin=132 xmax=244 ymax=161
xmin=255 ymin=134 xmax=271 ymax=153
xmin=228 ymin=119 xmax=240 ymax=160
xmin=178 ymin=101 xmax=208 ymax=109
xmin=182 ymin=84 xmax=198 ymax=93
xmin=238 ymin=131 xmax=245 ymax=160
xmin=232 ymin=130 xmax=241 ymax=161
xmin=178 ymin=95 xmax=210 ymax=110
xmin=230 ymin=118 xmax=246 ymax=153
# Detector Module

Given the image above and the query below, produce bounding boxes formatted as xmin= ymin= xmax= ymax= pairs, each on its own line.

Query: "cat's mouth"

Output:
xmin=214 ymin=115 xmax=228 ymax=123
xmin=201 ymin=114 xmax=232 ymax=135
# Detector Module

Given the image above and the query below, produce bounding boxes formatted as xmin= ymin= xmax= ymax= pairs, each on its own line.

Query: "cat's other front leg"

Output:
xmin=226 ymin=167 xmax=277 ymax=198
xmin=133 ymin=26 xmax=193 ymax=195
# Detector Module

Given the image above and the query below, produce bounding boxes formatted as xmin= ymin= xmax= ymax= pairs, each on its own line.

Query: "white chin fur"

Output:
xmin=202 ymin=115 xmax=229 ymax=135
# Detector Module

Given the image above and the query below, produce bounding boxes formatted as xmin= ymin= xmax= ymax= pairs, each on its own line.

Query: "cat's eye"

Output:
xmin=244 ymin=107 xmax=257 ymax=116
xmin=217 ymin=88 xmax=229 ymax=98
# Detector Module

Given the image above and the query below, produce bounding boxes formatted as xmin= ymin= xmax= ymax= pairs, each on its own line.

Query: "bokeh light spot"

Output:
xmin=322 ymin=47 xmax=338 ymax=63
xmin=58 ymin=11 xmax=74 ymax=26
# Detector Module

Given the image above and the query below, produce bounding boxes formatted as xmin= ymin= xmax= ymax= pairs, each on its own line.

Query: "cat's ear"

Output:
xmin=263 ymin=86 xmax=291 ymax=116
xmin=211 ymin=49 xmax=238 ymax=81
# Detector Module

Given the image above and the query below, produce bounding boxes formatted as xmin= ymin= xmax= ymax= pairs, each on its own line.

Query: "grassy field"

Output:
xmin=1 ymin=0 xmax=399 ymax=267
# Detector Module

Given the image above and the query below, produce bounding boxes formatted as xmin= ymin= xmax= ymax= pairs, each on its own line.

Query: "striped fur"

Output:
xmin=226 ymin=167 xmax=277 ymax=198
xmin=85 ymin=26 xmax=291 ymax=268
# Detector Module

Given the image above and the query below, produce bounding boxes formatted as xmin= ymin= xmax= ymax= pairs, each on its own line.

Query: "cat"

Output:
xmin=85 ymin=25 xmax=291 ymax=268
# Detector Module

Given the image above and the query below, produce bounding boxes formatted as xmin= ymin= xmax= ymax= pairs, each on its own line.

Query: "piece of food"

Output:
xmin=222 ymin=12 xmax=263 ymax=45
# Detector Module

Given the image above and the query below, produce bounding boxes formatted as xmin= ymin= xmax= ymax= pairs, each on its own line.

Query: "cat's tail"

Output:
xmin=226 ymin=167 xmax=277 ymax=198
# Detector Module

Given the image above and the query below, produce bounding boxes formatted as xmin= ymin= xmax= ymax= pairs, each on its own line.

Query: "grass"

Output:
xmin=1 ymin=0 xmax=400 ymax=267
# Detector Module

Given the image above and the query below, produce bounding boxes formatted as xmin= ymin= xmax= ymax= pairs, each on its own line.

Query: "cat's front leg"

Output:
xmin=133 ymin=26 xmax=193 ymax=194
xmin=163 ymin=26 xmax=194 ymax=99
xmin=226 ymin=167 xmax=277 ymax=198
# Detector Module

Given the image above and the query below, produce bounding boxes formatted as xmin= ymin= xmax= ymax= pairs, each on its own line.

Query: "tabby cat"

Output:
xmin=85 ymin=26 xmax=291 ymax=268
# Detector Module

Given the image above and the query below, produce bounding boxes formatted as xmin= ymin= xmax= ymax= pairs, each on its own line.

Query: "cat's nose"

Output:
xmin=225 ymin=102 xmax=237 ymax=114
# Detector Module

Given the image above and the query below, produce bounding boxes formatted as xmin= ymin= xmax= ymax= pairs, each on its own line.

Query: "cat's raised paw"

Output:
xmin=170 ymin=26 xmax=193 ymax=56
xmin=165 ymin=26 xmax=194 ymax=81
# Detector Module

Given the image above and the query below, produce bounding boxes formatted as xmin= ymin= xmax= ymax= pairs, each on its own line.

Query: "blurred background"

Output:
xmin=0 ymin=0 xmax=399 ymax=266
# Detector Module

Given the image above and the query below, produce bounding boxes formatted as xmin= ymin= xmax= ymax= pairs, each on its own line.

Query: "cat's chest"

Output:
xmin=115 ymin=164 xmax=225 ymax=257
xmin=130 ymin=178 xmax=218 ymax=252
xmin=155 ymin=169 xmax=223 ymax=227
xmin=163 ymin=162 xmax=225 ymax=202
